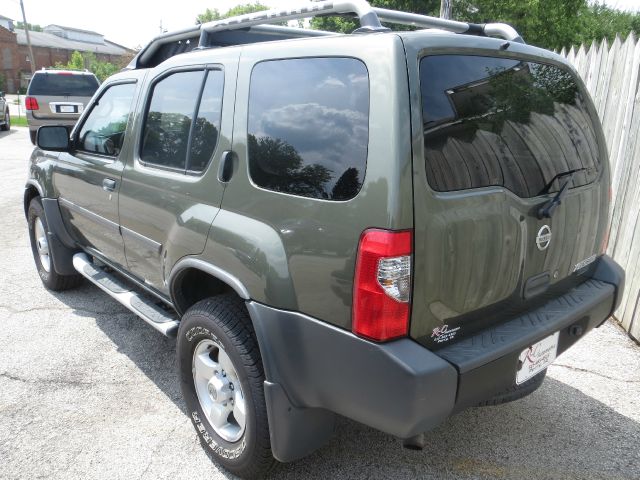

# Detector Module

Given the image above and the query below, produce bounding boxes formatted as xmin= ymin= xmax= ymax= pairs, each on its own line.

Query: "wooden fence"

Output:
xmin=562 ymin=34 xmax=640 ymax=341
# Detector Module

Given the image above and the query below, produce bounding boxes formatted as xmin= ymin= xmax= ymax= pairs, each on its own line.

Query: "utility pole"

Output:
xmin=19 ymin=0 xmax=36 ymax=75
xmin=440 ymin=0 xmax=452 ymax=19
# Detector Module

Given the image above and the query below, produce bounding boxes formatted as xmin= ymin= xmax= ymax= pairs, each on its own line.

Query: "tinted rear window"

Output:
xmin=248 ymin=57 xmax=369 ymax=201
xmin=28 ymin=72 xmax=99 ymax=96
xmin=420 ymin=55 xmax=601 ymax=198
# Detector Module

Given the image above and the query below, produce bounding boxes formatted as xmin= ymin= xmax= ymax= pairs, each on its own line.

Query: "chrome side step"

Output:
xmin=73 ymin=253 xmax=179 ymax=337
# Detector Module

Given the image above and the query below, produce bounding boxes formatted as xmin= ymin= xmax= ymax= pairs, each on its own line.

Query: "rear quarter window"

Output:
xmin=28 ymin=73 xmax=99 ymax=96
xmin=247 ymin=57 xmax=369 ymax=201
xmin=420 ymin=55 xmax=601 ymax=198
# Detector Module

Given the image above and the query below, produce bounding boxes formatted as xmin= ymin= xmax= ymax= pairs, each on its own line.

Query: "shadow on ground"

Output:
xmin=0 ymin=128 xmax=19 ymax=140
xmin=53 ymin=283 xmax=640 ymax=480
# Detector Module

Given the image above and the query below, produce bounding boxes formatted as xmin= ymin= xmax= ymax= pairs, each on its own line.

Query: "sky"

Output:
xmin=1 ymin=0 xmax=639 ymax=50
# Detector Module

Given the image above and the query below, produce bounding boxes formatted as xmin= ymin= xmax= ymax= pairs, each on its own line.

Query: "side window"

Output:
xmin=141 ymin=69 xmax=223 ymax=173
xmin=248 ymin=57 xmax=369 ymax=201
xmin=77 ymin=83 xmax=136 ymax=156
xmin=188 ymin=70 xmax=224 ymax=172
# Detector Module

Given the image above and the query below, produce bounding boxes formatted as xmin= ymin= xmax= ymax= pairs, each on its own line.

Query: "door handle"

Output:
xmin=217 ymin=150 xmax=235 ymax=183
xmin=102 ymin=178 xmax=117 ymax=192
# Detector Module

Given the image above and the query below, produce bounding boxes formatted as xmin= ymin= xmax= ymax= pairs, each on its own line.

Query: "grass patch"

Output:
xmin=10 ymin=115 xmax=28 ymax=127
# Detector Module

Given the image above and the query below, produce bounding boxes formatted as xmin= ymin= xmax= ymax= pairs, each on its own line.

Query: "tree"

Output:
xmin=16 ymin=21 xmax=43 ymax=32
xmin=310 ymin=0 xmax=639 ymax=50
xmin=54 ymin=51 xmax=121 ymax=82
xmin=311 ymin=0 xmax=439 ymax=33
xmin=197 ymin=3 xmax=270 ymax=24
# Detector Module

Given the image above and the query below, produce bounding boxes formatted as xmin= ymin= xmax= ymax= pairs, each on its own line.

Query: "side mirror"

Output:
xmin=37 ymin=126 xmax=71 ymax=152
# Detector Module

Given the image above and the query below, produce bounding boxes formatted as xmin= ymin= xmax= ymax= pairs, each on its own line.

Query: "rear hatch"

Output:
xmin=27 ymin=71 xmax=99 ymax=120
xmin=401 ymin=33 xmax=610 ymax=349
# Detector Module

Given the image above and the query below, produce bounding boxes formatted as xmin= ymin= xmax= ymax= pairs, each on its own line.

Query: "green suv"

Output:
xmin=24 ymin=1 xmax=624 ymax=477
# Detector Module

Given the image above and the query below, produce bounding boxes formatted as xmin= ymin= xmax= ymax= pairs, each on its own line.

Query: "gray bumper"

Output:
xmin=248 ymin=255 xmax=623 ymax=463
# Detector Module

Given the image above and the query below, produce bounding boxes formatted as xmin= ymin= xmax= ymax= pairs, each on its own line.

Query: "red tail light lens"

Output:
xmin=25 ymin=96 xmax=39 ymax=111
xmin=352 ymin=229 xmax=412 ymax=342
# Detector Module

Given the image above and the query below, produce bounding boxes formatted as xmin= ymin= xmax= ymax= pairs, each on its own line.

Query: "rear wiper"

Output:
xmin=539 ymin=168 xmax=588 ymax=195
xmin=537 ymin=170 xmax=582 ymax=219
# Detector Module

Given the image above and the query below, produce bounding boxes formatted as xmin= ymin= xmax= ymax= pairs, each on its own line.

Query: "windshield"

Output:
xmin=28 ymin=73 xmax=99 ymax=97
xmin=420 ymin=55 xmax=602 ymax=198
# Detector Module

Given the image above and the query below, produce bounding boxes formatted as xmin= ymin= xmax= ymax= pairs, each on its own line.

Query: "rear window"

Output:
xmin=28 ymin=72 xmax=99 ymax=97
xmin=420 ymin=55 xmax=601 ymax=198
xmin=248 ymin=57 xmax=369 ymax=201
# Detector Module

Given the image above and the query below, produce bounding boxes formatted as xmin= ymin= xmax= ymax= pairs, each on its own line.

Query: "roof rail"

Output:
xmin=128 ymin=0 xmax=523 ymax=70
xmin=197 ymin=0 xmax=523 ymax=43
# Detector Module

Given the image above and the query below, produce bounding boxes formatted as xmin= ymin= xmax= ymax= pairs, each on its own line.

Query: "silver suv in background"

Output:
xmin=25 ymin=69 xmax=99 ymax=144
xmin=0 ymin=90 xmax=9 ymax=131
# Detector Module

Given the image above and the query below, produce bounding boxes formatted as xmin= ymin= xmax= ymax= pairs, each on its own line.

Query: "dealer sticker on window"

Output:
xmin=516 ymin=332 xmax=559 ymax=385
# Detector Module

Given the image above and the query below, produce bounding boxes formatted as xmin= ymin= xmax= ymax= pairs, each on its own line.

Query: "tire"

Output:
xmin=0 ymin=109 xmax=9 ymax=131
xmin=27 ymin=197 xmax=83 ymax=291
xmin=177 ymin=295 xmax=275 ymax=478
xmin=476 ymin=369 xmax=547 ymax=407
xmin=29 ymin=129 xmax=36 ymax=145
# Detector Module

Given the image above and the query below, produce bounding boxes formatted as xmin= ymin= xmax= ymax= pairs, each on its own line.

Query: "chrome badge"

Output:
xmin=536 ymin=225 xmax=552 ymax=251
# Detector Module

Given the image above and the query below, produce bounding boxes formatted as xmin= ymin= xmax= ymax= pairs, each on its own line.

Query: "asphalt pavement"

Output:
xmin=1 ymin=126 xmax=639 ymax=480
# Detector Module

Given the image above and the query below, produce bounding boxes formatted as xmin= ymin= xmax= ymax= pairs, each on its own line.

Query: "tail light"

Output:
xmin=352 ymin=229 xmax=412 ymax=342
xmin=25 ymin=96 xmax=39 ymax=110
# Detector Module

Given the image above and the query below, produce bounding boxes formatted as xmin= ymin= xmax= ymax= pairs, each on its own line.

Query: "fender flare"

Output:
xmin=168 ymin=257 xmax=250 ymax=314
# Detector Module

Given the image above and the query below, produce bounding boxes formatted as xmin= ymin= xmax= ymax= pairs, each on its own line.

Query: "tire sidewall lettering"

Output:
xmin=185 ymin=325 xmax=247 ymax=460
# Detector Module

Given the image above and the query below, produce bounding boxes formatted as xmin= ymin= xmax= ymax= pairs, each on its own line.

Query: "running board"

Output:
xmin=72 ymin=253 xmax=179 ymax=337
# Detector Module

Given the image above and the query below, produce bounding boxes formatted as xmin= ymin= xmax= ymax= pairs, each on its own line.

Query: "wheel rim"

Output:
xmin=34 ymin=217 xmax=51 ymax=272
xmin=192 ymin=338 xmax=247 ymax=442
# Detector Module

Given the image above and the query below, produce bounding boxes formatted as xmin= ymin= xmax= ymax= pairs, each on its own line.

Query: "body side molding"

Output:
xmin=59 ymin=197 xmax=120 ymax=233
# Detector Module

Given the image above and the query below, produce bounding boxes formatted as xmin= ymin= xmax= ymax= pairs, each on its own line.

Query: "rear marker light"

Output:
xmin=25 ymin=96 xmax=39 ymax=111
xmin=353 ymin=229 xmax=412 ymax=342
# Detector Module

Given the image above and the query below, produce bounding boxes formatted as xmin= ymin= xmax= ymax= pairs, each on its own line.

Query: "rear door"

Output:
xmin=54 ymin=76 xmax=141 ymax=267
xmin=117 ymin=51 xmax=238 ymax=294
xmin=402 ymin=35 xmax=611 ymax=348
xmin=27 ymin=72 xmax=99 ymax=120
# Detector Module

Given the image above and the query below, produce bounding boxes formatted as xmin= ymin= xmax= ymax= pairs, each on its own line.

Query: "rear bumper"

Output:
xmin=27 ymin=114 xmax=78 ymax=131
xmin=248 ymin=255 xmax=623 ymax=462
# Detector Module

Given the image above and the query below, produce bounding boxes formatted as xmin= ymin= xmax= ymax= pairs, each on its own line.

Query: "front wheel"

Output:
xmin=177 ymin=295 xmax=275 ymax=478
xmin=27 ymin=197 xmax=82 ymax=291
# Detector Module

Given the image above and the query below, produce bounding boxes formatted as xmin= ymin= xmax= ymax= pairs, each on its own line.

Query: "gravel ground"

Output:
xmin=1 ymin=126 xmax=639 ymax=480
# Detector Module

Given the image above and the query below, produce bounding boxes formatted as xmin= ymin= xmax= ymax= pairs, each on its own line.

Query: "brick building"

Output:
xmin=0 ymin=17 xmax=133 ymax=93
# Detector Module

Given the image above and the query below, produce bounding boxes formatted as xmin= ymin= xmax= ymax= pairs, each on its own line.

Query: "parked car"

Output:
xmin=0 ymin=90 xmax=9 ymax=131
xmin=25 ymin=69 xmax=99 ymax=144
xmin=24 ymin=2 xmax=624 ymax=478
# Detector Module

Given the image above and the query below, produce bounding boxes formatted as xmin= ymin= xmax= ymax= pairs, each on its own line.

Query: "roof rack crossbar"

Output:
xmin=199 ymin=0 xmax=384 ymax=46
xmin=372 ymin=7 xmax=523 ymax=43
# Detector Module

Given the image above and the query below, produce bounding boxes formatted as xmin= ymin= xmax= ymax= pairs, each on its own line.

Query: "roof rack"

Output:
xmin=128 ymin=0 xmax=523 ymax=70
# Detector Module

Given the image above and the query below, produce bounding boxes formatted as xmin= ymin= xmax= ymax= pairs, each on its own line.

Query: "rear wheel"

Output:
xmin=27 ymin=197 xmax=82 ymax=291
xmin=0 ymin=110 xmax=9 ymax=131
xmin=29 ymin=129 xmax=36 ymax=144
xmin=177 ymin=295 xmax=275 ymax=478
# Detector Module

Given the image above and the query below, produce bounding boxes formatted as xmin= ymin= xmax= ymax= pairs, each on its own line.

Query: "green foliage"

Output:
xmin=577 ymin=2 xmax=640 ymax=46
xmin=54 ymin=51 xmax=121 ymax=82
xmin=310 ymin=0 xmax=639 ymax=50
xmin=197 ymin=3 xmax=270 ymax=24
xmin=311 ymin=0 xmax=439 ymax=33
xmin=16 ymin=21 xmax=43 ymax=32
xmin=0 ymin=72 xmax=5 ymax=92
